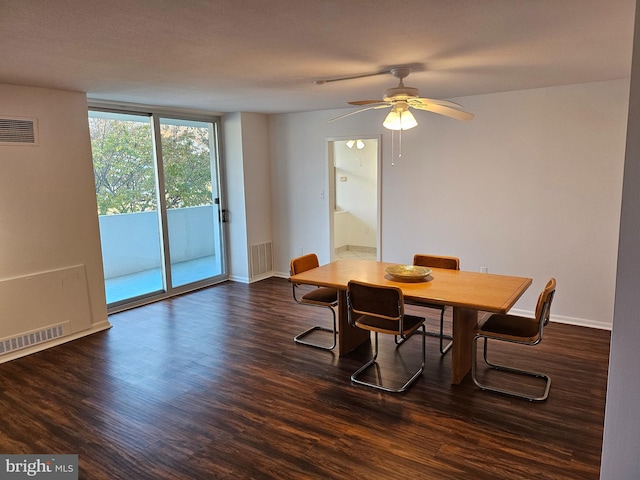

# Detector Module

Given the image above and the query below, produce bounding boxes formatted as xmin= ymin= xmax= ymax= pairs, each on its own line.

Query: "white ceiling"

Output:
xmin=0 ymin=0 xmax=636 ymax=114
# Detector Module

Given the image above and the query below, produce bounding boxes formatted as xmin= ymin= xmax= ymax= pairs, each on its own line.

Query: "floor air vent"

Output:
xmin=0 ymin=323 xmax=66 ymax=355
xmin=250 ymin=242 xmax=273 ymax=279
xmin=0 ymin=117 xmax=38 ymax=145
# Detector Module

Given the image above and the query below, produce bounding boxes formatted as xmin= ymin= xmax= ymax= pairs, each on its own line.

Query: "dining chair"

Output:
xmin=472 ymin=278 xmax=556 ymax=401
xmin=289 ymin=253 xmax=338 ymax=350
xmin=406 ymin=254 xmax=460 ymax=354
xmin=346 ymin=280 xmax=426 ymax=393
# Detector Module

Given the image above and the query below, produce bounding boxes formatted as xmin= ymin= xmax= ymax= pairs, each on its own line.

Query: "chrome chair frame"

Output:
xmin=472 ymin=278 xmax=556 ymax=402
xmin=347 ymin=280 xmax=426 ymax=393
xmin=291 ymin=283 xmax=338 ymax=350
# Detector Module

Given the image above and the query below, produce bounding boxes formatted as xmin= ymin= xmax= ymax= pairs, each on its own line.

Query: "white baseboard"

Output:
xmin=229 ymin=272 xmax=275 ymax=284
xmin=229 ymin=274 xmax=250 ymax=283
xmin=248 ymin=271 xmax=273 ymax=283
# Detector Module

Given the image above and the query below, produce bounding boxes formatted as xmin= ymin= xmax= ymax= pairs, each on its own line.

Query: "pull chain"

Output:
xmin=391 ymin=130 xmax=395 ymax=166
xmin=391 ymin=129 xmax=403 ymax=167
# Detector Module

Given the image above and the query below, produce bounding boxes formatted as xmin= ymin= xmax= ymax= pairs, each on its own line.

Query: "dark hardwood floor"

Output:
xmin=0 ymin=277 xmax=610 ymax=479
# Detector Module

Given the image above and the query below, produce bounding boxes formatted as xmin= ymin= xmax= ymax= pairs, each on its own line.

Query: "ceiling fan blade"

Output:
xmin=329 ymin=104 xmax=391 ymax=122
xmin=314 ymin=70 xmax=389 ymax=85
xmin=348 ymin=100 xmax=386 ymax=106
xmin=411 ymin=103 xmax=475 ymax=121
xmin=409 ymin=97 xmax=464 ymax=108
xmin=314 ymin=64 xmax=426 ymax=85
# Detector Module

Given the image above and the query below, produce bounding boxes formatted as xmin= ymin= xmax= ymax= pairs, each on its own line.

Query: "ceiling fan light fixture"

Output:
xmin=383 ymin=105 xmax=418 ymax=131
xmin=346 ymin=139 xmax=366 ymax=150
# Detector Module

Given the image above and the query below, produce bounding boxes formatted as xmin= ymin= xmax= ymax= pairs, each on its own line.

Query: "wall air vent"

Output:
xmin=250 ymin=242 xmax=273 ymax=280
xmin=0 ymin=323 xmax=67 ymax=356
xmin=0 ymin=116 xmax=39 ymax=146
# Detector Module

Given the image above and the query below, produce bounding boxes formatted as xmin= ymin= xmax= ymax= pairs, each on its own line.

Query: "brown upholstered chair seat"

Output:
xmin=478 ymin=313 xmax=541 ymax=343
xmin=300 ymin=287 xmax=338 ymax=306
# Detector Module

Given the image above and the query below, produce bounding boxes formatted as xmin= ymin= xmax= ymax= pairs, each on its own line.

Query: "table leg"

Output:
xmin=451 ymin=307 xmax=478 ymax=384
xmin=337 ymin=290 xmax=370 ymax=356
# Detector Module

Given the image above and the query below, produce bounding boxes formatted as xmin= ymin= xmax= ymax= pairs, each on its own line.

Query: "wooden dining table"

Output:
xmin=289 ymin=258 xmax=532 ymax=384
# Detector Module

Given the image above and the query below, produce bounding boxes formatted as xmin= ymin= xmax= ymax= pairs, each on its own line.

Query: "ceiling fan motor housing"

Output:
xmin=384 ymin=86 xmax=419 ymax=101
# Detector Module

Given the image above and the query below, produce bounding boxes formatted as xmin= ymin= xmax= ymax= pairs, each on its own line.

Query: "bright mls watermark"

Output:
xmin=0 ymin=455 xmax=77 ymax=479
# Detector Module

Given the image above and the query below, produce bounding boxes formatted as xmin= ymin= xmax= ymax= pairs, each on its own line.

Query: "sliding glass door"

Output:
xmin=90 ymin=112 xmax=165 ymax=303
xmin=159 ymin=117 xmax=223 ymax=288
xmin=88 ymin=110 xmax=226 ymax=309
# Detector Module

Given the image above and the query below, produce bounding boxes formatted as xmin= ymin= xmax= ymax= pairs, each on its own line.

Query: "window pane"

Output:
xmin=160 ymin=117 xmax=223 ymax=287
xmin=89 ymin=111 xmax=165 ymax=304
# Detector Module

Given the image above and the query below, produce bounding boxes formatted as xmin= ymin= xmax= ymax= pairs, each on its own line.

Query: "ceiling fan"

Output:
xmin=321 ymin=67 xmax=474 ymax=130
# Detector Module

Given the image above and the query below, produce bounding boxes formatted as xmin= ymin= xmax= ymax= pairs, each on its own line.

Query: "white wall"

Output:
xmin=222 ymin=113 xmax=249 ymax=282
xmin=0 ymin=84 xmax=110 ymax=358
xmin=222 ymin=112 xmax=272 ymax=282
xmin=241 ymin=113 xmax=273 ymax=249
xmin=269 ymin=79 xmax=629 ymax=328
xmin=270 ymin=111 xmax=338 ymax=265
xmin=600 ymin=3 xmax=640 ymax=476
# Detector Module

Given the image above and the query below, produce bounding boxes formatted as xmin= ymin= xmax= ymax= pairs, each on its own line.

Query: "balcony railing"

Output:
xmin=99 ymin=205 xmax=220 ymax=303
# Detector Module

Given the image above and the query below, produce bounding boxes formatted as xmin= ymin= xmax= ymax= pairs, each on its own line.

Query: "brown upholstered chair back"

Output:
xmin=413 ymin=254 xmax=460 ymax=271
xmin=290 ymin=253 xmax=320 ymax=276
xmin=347 ymin=280 xmax=403 ymax=322
xmin=536 ymin=278 xmax=556 ymax=327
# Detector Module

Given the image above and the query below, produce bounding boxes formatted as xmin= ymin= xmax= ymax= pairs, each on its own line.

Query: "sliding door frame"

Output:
xmin=88 ymin=102 xmax=229 ymax=313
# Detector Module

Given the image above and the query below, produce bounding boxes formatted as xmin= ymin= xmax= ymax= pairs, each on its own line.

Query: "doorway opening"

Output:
xmin=328 ymin=137 xmax=381 ymax=261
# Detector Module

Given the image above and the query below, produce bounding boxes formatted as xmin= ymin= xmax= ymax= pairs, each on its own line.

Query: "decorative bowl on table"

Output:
xmin=385 ymin=265 xmax=432 ymax=282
